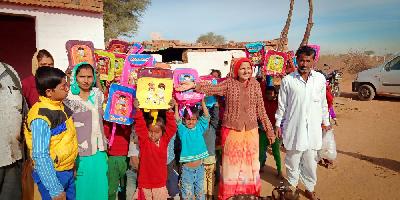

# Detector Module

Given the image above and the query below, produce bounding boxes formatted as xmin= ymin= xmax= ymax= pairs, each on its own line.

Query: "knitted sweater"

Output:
xmin=103 ymin=121 xmax=131 ymax=156
xmin=197 ymin=77 xmax=274 ymax=136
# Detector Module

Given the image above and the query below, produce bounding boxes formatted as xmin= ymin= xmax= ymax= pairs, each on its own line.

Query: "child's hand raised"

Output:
xmin=169 ymin=98 xmax=176 ymax=108
xmin=133 ymin=98 xmax=140 ymax=109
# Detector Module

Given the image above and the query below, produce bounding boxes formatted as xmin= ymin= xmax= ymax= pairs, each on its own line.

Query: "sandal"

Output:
xmin=305 ymin=190 xmax=320 ymax=200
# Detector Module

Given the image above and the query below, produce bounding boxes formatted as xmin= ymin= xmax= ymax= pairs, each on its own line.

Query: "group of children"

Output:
xmin=24 ymin=49 xmax=285 ymax=200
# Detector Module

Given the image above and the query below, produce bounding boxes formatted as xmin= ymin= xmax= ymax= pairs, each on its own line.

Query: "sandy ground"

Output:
xmin=259 ymin=74 xmax=400 ymax=199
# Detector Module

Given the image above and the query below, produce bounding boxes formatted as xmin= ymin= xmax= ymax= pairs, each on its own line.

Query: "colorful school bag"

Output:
xmin=264 ymin=50 xmax=288 ymax=76
xmin=66 ymin=40 xmax=96 ymax=70
xmin=110 ymin=53 xmax=126 ymax=82
xmin=107 ymin=39 xmax=130 ymax=54
xmin=136 ymin=68 xmax=173 ymax=110
xmin=173 ymin=68 xmax=205 ymax=116
xmin=104 ymin=83 xmax=136 ymax=146
xmin=307 ymin=44 xmax=321 ymax=63
xmin=245 ymin=42 xmax=266 ymax=66
xmin=104 ymin=83 xmax=136 ymax=125
xmin=120 ymin=53 xmax=156 ymax=88
xmin=94 ymin=50 xmax=115 ymax=81
xmin=199 ymin=75 xmax=218 ymax=108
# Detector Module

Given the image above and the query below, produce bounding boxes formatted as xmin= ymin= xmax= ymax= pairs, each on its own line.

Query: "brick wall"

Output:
xmin=0 ymin=0 xmax=103 ymax=13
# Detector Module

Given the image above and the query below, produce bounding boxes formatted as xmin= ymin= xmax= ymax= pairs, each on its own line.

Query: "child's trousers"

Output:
xmin=108 ymin=156 xmax=128 ymax=200
xmin=203 ymin=163 xmax=216 ymax=196
xmin=181 ymin=164 xmax=205 ymax=200
xmin=33 ymin=169 xmax=75 ymax=200
xmin=126 ymin=169 xmax=137 ymax=200
xmin=259 ymin=129 xmax=282 ymax=173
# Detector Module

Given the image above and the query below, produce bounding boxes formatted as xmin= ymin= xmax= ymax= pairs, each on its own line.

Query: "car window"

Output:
xmin=388 ymin=56 xmax=400 ymax=70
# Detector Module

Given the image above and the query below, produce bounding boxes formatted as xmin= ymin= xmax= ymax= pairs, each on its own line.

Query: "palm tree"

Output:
xmin=277 ymin=0 xmax=295 ymax=51
xmin=300 ymin=0 xmax=314 ymax=46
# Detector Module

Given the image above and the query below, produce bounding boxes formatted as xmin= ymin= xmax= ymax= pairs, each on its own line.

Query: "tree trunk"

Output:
xmin=277 ymin=0 xmax=295 ymax=51
xmin=300 ymin=0 xmax=314 ymax=47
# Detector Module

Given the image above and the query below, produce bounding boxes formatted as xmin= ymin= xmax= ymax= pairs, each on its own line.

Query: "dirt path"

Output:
xmin=260 ymin=78 xmax=400 ymax=199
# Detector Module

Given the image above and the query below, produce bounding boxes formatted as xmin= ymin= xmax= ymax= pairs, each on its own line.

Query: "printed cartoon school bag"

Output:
xmin=245 ymin=42 xmax=265 ymax=66
xmin=107 ymin=39 xmax=130 ymax=54
xmin=199 ymin=75 xmax=218 ymax=108
xmin=173 ymin=68 xmax=205 ymax=116
xmin=104 ymin=83 xmax=136 ymax=146
xmin=104 ymin=83 xmax=136 ymax=125
xmin=120 ymin=54 xmax=156 ymax=88
xmin=66 ymin=40 xmax=96 ymax=71
xmin=264 ymin=50 xmax=288 ymax=76
xmin=110 ymin=53 xmax=126 ymax=82
xmin=94 ymin=50 xmax=115 ymax=81
xmin=307 ymin=44 xmax=321 ymax=63
xmin=136 ymin=68 xmax=173 ymax=110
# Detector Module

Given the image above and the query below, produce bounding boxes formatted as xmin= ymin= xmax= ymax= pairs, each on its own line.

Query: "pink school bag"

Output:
xmin=120 ymin=53 xmax=156 ymax=88
xmin=307 ymin=44 xmax=321 ymax=63
xmin=173 ymin=68 xmax=205 ymax=117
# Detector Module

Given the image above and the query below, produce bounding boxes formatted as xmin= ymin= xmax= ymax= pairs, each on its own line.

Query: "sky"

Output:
xmin=130 ymin=0 xmax=400 ymax=55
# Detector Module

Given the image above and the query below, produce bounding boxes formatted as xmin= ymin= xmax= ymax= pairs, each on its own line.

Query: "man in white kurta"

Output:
xmin=275 ymin=46 xmax=330 ymax=200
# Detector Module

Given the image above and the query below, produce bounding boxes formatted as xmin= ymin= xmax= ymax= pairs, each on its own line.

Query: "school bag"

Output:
xmin=111 ymin=53 xmax=126 ymax=83
xmin=107 ymin=39 xmax=130 ymax=54
xmin=173 ymin=68 xmax=205 ymax=117
xmin=307 ymin=44 xmax=320 ymax=63
xmin=245 ymin=42 xmax=266 ymax=66
xmin=103 ymin=83 xmax=136 ymax=146
xmin=66 ymin=40 xmax=96 ymax=71
xmin=94 ymin=50 xmax=115 ymax=81
xmin=136 ymin=68 xmax=173 ymax=110
xmin=264 ymin=50 xmax=288 ymax=76
xmin=120 ymin=53 xmax=156 ymax=88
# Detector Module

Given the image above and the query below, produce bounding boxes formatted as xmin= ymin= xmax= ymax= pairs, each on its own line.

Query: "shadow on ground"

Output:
xmin=337 ymin=150 xmax=400 ymax=173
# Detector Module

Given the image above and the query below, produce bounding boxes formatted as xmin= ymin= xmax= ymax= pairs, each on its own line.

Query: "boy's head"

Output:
xmin=146 ymin=117 xmax=166 ymax=142
xmin=210 ymin=69 xmax=221 ymax=78
xmin=265 ymin=86 xmax=277 ymax=101
xmin=35 ymin=66 xmax=69 ymax=101
xmin=183 ymin=107 xmax=200 ymax=129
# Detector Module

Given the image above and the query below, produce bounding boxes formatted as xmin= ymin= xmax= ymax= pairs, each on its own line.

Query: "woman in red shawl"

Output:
xmin=177 ymin=58 xmax=275 ymax=199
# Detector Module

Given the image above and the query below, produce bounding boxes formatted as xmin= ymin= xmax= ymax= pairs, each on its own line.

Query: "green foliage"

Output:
xmin=103 ymin=0 xmax=151 ymax=41
xmin=196 ymin=32 xmax=226 ymax=45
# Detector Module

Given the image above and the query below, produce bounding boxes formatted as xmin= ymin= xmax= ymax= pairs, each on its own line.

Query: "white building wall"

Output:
xmin=170 ymin=50 xmax=246 ymax=77
xmin=0 ymin=4 xmax=105 ymax=72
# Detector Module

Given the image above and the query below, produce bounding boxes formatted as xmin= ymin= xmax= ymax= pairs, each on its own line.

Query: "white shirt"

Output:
xmin=275 ymin=70 xmax=330 ymax=151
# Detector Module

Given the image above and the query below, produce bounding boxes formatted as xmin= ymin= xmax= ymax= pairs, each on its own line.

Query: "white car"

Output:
xmin=352 ymin=52 xmax=400 ymax=100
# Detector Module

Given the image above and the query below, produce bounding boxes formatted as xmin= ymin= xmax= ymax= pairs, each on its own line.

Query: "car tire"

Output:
xmin=358 ymin=84 xmax=375 ymax=101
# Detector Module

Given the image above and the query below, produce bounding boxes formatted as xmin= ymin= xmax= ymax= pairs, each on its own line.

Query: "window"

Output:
xmin=388 ymin=56 xmax=400 ymax=70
